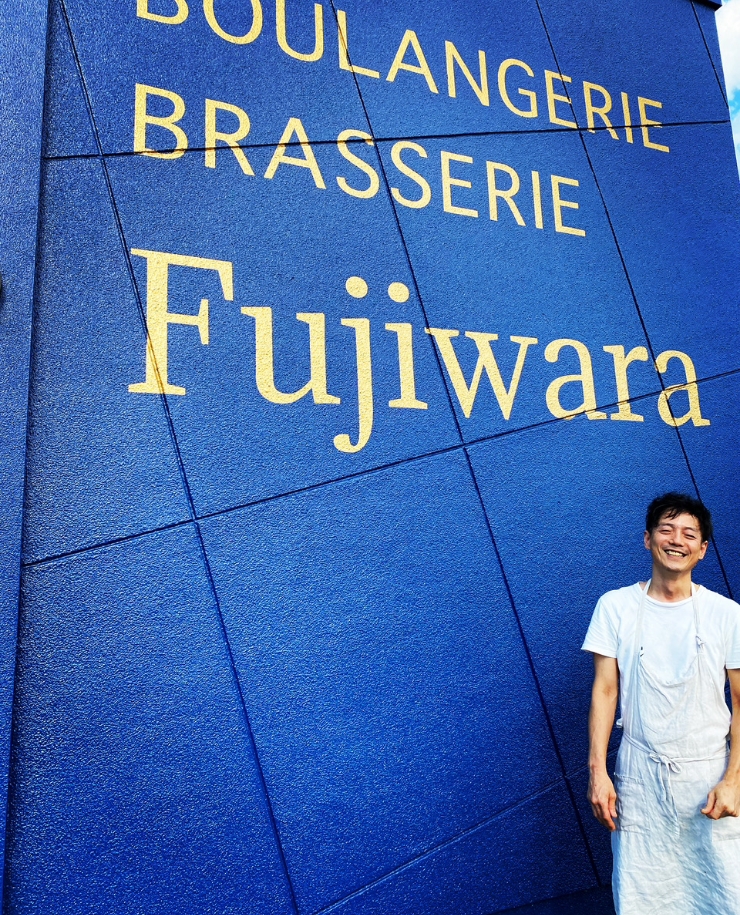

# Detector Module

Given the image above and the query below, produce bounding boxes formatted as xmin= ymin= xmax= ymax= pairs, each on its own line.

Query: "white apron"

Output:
xmin=612 ymin=582 xmax=740 ymax=914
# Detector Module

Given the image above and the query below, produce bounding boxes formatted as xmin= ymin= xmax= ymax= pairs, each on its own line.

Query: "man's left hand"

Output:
xmin=702 ymin=779 xmax=740 ymax=819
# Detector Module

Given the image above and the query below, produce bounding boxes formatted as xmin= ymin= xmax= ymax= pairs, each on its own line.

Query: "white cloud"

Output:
xmin=717 ymin=0 xmax=740 ymax=94
xmin=717 ymin=0 xmax=740 ymax=175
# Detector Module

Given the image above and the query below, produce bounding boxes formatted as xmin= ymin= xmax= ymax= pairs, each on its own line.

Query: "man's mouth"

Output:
xmin=665 ymin=549 xmax=686 ymax=557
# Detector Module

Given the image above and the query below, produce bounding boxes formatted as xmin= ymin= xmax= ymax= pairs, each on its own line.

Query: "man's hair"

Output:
xmin=646 ymin=492 xmax=713 ymax=543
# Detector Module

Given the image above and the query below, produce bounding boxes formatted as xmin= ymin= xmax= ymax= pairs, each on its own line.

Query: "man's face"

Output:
xmin=644 ymin=511 xmax=708 ymax=575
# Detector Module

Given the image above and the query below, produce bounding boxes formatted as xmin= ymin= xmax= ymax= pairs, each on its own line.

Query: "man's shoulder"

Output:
xmin=698 ymin=585 xmax=740 ymax=616
xmin=596 ymin=583 xmax=641 ymax=610
xmin=583 ymin=584 xmax=639 ymax=652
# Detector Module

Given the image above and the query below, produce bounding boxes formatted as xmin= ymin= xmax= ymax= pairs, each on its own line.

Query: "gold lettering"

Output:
xmin=129 ymin=249 xmax=233 ymax=395
xmin=445 ymin=41 xmax=489 ymax=106
xmin=531 ymin=170 xmax=544 ymax=229
xmin=240 ymin=307 xmax=340 ymax=405
xmin=621 ymin=92 xmax=634 ymax=144
xmin=334 ymin=318 xmax=373 ymax=453
xmin=385 ymin=323 xmax=428 ymax=409
xmin=551 ymin=175 xmax=585 ymax=237
xmin=497 ymin=59 xmax=538 ymax=118
xmin=656 ymin=350 xmax=710 ymax=427
xmin=203 ymin=0 xmax=262 ymax=43
xmin=638 ymin=97 xmax=669 ymax=152
xmin=487 ymin=162 xmax=525 ymax=226
xmin=336 ymin=9 xmax=379 ymax=78
xmin=204 ymin=99 xmax=254 ymax=174
xmin=583 ymin=82 xmax=619 ymax=139
xmin=603 ymin=345 xmax=648 ymax=421
xmin=425 ymin=329 xmax=537 ymax=419
xmin=545 ymin=338 xmax=606 ymax=419
xmin=264 ymin=117 xmax=326 ymax=188
xmin=390 ymin=141 xmax=431 ymax=209
xmin=386 ymin=29 xmax=438 ymax=93
xmin=276 ymin=0 xmax=323 ymax=62
xmin=134 ymin=83 xmax=188 ymax=159
xmin=545 ymin=70 xmax=576 ymax=128
xmin=136 ymin=0 xmax=188 ymax=24
xmin=441 ymin=151 xmax=478 ymax=218
xmin=336 ymin=130 xmax=380 ymax=199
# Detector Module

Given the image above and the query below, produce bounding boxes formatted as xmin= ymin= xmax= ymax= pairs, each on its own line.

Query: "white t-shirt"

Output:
xmin=582 ymin=583 xmax=740 ymax=718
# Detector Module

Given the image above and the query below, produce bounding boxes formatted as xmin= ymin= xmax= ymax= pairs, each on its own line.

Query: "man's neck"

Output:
xmin=647 ymin=569 xmax=694 ymax=602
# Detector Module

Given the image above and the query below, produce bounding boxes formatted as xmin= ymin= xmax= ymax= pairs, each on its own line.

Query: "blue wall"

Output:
xmin=1 ymin=1 xmax=738 ymax=912
xmin=0 ymin=0 xmax=49 ymax=894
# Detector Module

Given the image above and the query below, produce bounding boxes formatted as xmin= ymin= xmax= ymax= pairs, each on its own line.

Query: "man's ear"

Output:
xmin=644 ymin=530 xmax=651 ymax=551
xmin=698 ymin=541 xmax=709 ymax=561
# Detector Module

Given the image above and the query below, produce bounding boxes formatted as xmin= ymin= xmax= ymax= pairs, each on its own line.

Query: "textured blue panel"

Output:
xmin=63 ymin=0 xmax=370 ymax=154
xmin=378 ymin=129 xmax=659 ymax=441
xmin=467 ymin=400 xmax=728 ymax=774
xmin=506 ymin=885 xmax=615 ymax=915
xmin=677 ymin=373 xmax=740 ymax=598
xmin=22 ymin=157 xmax=190 ymax=564
xmin=691 ymin=1 xmax=727 ymax=103
xmin=334 ymin=0 xmax=564 ymax=138
xmin=584 ymin=122 xmax=740 ymax=378
xmin=6 ymin=526 xmax=294 ymax=915
xmin=42 ymin=0 xmax=97 ymax=158
xmin=537 ymin=0 xmax=729 ymax=126
xmin=0 ymin=0 xmax=49 ymax=900
xmin=325 ymin=783 xmax=595 ymax=915
xmin=200 ymin=451 xmax=564 ymax=912
xmin=105 ymin=146 xmax=458 ymax=517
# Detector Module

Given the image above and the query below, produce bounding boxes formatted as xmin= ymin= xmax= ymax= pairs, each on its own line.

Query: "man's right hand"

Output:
xmin=588 ymin=770 xmax=618 ymax=831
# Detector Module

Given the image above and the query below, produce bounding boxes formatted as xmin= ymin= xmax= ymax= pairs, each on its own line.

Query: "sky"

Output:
xmin=718 ymin=0 xmax=740 ymax=173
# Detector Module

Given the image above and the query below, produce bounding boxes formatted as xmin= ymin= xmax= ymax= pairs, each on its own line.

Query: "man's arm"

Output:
xmin=702 ymin=667 xmax=740 ymax=819
xmin=587 ymin=653 xmax=620 ymax=831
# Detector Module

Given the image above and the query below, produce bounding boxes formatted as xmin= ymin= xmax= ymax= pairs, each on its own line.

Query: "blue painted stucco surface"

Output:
xmin=1 ymin=0 xmax=738 ymax=913
xmin=539 ymin=0 xmax=729 ymax=125
xmin=0 ymin=0 xmax=49 ymax=905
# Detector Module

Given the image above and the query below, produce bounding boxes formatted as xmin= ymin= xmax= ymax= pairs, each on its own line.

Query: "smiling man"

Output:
xmin=583 ymin=492 xmax=740 ymax=914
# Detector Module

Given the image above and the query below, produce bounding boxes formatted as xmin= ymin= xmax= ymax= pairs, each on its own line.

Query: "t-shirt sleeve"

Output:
xmin=726 ymin=601 xmax=740 ymax=669
xmin=582 ymin=595 xmax=619 ymax=658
